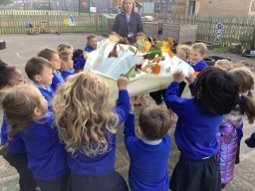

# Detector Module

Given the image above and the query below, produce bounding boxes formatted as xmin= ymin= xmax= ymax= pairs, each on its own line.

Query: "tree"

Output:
xmin=0 ymin=0 xmax=12 ymax=5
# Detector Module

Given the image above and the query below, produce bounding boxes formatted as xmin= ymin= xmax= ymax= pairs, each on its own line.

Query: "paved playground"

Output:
xmin=0 ymin=33 xmax=255 ymax=191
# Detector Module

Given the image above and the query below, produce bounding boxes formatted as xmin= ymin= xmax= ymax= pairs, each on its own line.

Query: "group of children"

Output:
xmin=0 ymin=36 xmax=255 ymax=191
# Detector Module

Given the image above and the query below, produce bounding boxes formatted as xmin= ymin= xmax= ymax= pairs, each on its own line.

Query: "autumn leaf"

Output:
xmin=151 ymin=64 xmax=161 ymax=74
xmin=109 ymin=34 xmax=120 ymax=42
xmin=153 ymin=56 xmax=165 ymax=63
xmin=129 ymin=46 xmax=136 ymax=53
xmin=122 ymin=66 xmax=136 ymax=78
xmin=108 ymin=44 xmax=118 ymax=58
xmin=161 ymin=37 xmax=174 ymax=58
xmin=118 ymin=44 xmax=124 ymax=52
xmin=136 ymin=35 xmax=151 ymax=53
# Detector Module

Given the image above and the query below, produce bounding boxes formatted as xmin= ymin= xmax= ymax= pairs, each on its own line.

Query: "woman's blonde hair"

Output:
xmin=121 ymin=0 xmax=135 ymax=12
xmin=52 ymin=71 xmax=118 ymax=156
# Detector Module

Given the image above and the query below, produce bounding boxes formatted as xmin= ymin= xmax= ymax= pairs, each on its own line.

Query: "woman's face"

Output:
xmin=123 ymin=0 xmax=134 ymax=13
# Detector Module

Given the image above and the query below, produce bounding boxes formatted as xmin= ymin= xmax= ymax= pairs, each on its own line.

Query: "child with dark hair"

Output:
xmin=218 ymin=66 xmax=255 ymax=191
xmin=124 ymin=103 xmax=172 ymax=191
xmin=164 ymin=67 xmax=240 ymax=191
xmin=38 ymin=48 xmax=64 ymax=92
xmin=0 ymin=59 xmax=38 ymax=191
xmin=25 ymin=57 xmax=54 ymax=110
xmin=2 ymin=84 xmax=69 ymax=191
xmin=72 ymin=48 xmax=86 ymax=72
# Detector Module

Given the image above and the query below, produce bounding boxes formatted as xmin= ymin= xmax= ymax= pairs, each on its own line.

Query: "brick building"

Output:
xmin=186 ymin=0 xmax=255 ymax=16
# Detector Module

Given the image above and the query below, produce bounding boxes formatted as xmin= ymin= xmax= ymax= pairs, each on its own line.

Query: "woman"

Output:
xmin=111 ymin=0 xmax=144 ymax=44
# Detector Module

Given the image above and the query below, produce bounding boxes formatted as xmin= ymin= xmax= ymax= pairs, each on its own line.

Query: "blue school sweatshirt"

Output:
xmin=124 ymin=114 xmax=171 ymax=191
xmin=61 ymin=69 xmax=76 ymax=81
xmin=51 ymin=71 xmax=64 ymax=92
xmin=1 ymin=115 xmax=26 ymax=153
xmin=190 ymin=59 xmax=208 ymax=72
xmin=68 ymin=90 xmax=130 ymax=176
xmin=164 ymin=81 xmax=223 ymax=160
xmin=35 ymin=84 xmax=54 ymax=111
xmin=84 ymin=45 xmax=95 ymax=53
xmin=21 ymin=112 xmax=69 ymax=180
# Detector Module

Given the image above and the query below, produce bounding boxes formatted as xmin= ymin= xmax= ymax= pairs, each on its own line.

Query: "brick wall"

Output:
xmin=197 ymin=0 xmax=251 ymax=16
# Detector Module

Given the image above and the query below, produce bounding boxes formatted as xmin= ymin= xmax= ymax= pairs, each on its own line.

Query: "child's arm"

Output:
xmin=164 ymin=70 xmax=188 ymax=115
xmin=123 ymin=113 xmax=136 ymax=150
xmin=114 ymin=76 xmax=130 ymax=124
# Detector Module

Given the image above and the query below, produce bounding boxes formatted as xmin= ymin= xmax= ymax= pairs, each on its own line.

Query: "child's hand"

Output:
xmin=173 ymin=69 xmax=184 ymax=82
xmin=138 ymin=95 xmax=150 ymax=107
xmin=186 ymin=73 xmax=195 ymax=84
xmin=83 ymin=52 xmax=88 ymax=60
xmin=117 ymin=76 xmax=128 ymax=90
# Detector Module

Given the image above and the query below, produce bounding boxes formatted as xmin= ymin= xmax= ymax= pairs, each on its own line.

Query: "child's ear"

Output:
xmin=34 ymin=106 xmax=43 ymax=117
xmin=34 ymin=74 xmax=42 ymax=83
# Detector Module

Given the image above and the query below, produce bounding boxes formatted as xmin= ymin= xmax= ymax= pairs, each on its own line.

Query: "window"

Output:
xmin=250 ymin=0 xmax=255 ymax=13
xmin=188 ymin=0 xmax=196 ymax=16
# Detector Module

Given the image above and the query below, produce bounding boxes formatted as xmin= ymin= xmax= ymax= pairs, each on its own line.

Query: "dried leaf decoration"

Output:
xmin=122 ymin=66 xmax=136 ymax=78
xmin=136 ymin=35 xmax=151 ymax=53
xmin=161 ymin=37 xmax=174 ymax=58
xmin=109 ymin=34 xmax=120 ymax=42
xmin=118 ymin=44 xmax=124 ymax=52
xmin=151 ymin=64 xmax=161 ymax=74
xmin=108 ymin=44 xmax=118 ymax=58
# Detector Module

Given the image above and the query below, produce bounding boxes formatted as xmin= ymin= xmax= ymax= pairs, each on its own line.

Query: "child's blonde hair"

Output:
xmin=2 ymin=84 xmax=47 ymax=135
xmin=52 ymin=71 xmax=118 ymax=156
xmin=57 ymin=43 xmax=73 ymax=70
xmin=214 ymin=59 xmax=234 ymax=71
xmin=176 ymin=44 xmax=191 ymax=61
xmin=191 ymin=43 xmax=207 ymax=56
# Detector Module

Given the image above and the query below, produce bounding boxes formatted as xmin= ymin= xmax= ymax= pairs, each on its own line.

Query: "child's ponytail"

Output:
xmin=239 ymin=94 xmax=255 ymax=124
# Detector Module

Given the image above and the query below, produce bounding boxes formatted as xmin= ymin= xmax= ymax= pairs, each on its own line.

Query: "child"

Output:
xmin=189 ymin=42 xmax=208 ymax=72
xmin=0 ymin=59 xmax=38 ymax=191
xmin=57 ymin=43 xmax=75 ymax=80
xmin=214 ymin=59 xmax=234 ymax=71
xmin=214 ymin=59 xmax=243 ymax=164
xmin=218 ymin=66 xmax=255 ymax=191
xmin=2 ymin=84 xmax=69 ymax=191
xmin=176 ymin=44 xmax=192 ymax=96
xmin=72 ymin=48 xmax=86 ymax=72
xmin=124 ymin=103 xmax=172 ymax=191
xmin=176 ymin=44 xmax=191 ymax=62
xmin=84 ymin=34 xmax=97 ymax=52
xmin=52 ymin=71 xmax=130 ymax=191
xmin=38 ymin=48 xmax=65 ymax=92
xmin=231 ymin=66 xmax=254 ymax=164
xmin=25 ymin=57 xmax=54 ymax=109
xmin=165 ymin=67 xmax=240 ymax=191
